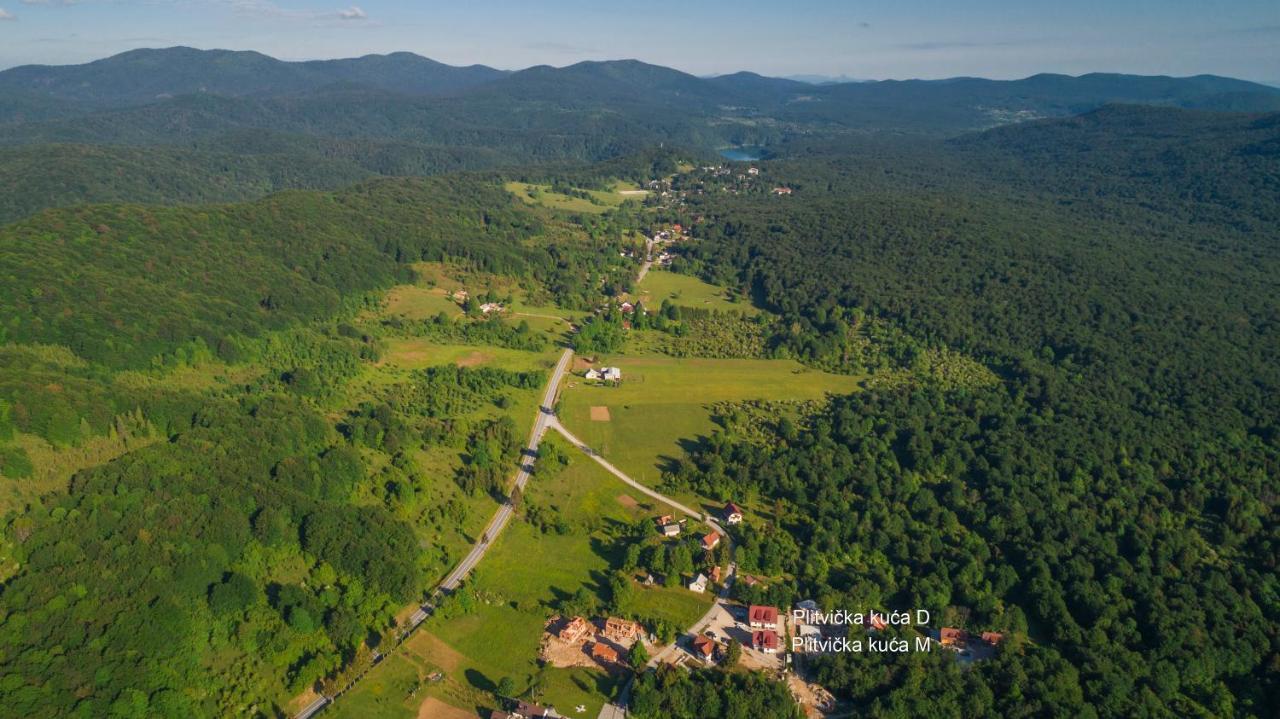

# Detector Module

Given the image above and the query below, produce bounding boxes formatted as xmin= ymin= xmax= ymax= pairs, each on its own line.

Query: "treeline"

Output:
xmin=385 ymin=312 xmax=548 ymax=352
xmin=630 ymin=666 xmax=803 ymax=719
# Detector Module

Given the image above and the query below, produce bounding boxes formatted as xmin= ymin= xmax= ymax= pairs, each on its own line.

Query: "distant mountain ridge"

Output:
xmin=0 ymin=47 xmax=508 ymax=107
xmin=2 ymin=47 xmax=1279 ymax=225
xmin=3 ymin=47 xmax=1277 ymax=122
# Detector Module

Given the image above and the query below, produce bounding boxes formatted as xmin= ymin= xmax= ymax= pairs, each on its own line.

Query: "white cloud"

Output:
xmin=0 ymin=8 xmax=15 ymax=20
xmin=338 ymin=6 xmax=366 ymax=21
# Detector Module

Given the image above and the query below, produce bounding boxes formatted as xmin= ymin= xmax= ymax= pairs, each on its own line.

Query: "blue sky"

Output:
xmin=0 ymin=1 xmax=1277 ymax=83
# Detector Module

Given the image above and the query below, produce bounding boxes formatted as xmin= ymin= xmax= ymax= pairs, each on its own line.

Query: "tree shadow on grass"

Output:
xmin=465 ymin=668 xmax=496 ymax=693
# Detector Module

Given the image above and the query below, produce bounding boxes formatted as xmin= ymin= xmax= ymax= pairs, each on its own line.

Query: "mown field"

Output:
xmin=331 ymin=445 xmax=712 ymax=718
xmin=633 ymin=269 xmax=759 ymax=315
xmin=505 ymin=181 xmax=644 ymax=215
xmin=559 ymin=356 xmax=863 ymax=493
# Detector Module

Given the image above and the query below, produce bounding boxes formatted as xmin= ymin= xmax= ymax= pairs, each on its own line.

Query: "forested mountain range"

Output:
xmin=0 ymin=47 xmax=508 ymax=108
xmin=2 ymin=47 xmax=1278 ymax=227
xmin=2 ymin=47 xmax=1277 ymax=138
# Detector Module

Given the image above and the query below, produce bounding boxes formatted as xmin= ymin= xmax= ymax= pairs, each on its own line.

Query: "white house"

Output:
xmin=688 ymin=573 xmax=709 ymax=593
xmin=601 ymin=367 xmax=622 ymax=381
xmin=723 ymin=502 xmax=744 ymax=525
xmin=584 ymin=369 xmax=602 ymax=380
xmin=479 ymin=302 xmax=504 ymax=314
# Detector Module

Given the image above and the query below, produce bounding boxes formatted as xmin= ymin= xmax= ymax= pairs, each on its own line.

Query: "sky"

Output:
xmin=0 ymin=0 xmax=1277 ymax=84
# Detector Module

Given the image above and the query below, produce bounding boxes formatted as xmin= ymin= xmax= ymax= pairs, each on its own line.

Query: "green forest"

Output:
xmin=657 ymin=107 xmax=1279 ymax=716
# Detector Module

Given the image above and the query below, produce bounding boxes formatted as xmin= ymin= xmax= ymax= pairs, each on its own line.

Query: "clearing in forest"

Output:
xmin=634 ymin=269 xmax=759 ymax=315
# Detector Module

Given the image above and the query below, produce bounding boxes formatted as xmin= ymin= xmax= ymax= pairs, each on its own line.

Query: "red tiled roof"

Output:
xmin=748 ymin=605 xmax=779 ymax=625
xmin=592 ymin=642 xmax=619 ymax=662
xmin=752 ymin=629 xmax=780 ymax=651
xmin=692 ymin=635 xmax=716 ymax=657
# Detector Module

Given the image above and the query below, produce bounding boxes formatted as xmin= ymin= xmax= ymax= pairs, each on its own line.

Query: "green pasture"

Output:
xmin=559 ymin=356 xmax=863 ymax=492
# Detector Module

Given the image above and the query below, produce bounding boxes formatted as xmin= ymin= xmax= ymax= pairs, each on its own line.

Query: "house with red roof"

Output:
xmin=752 ymin=629 xmax=780 ymax=654
xmin=748 ymin=605 xmax=779 ymax=630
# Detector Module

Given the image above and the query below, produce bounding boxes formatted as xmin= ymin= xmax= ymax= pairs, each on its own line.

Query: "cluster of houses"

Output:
xmin=447 ymin=289 xmax=506 ymax=314
xmin=552 ymin=615 xmax=643 ymax=668
xmin=686 ymin=561 xmax=724 ymax=593
xmin=940 ymin=627 xmax=1004 ymax=653
xmin=583 ymin=366 xmax=622 ymax=382
xmin=656 ymin=514 xmax=683 ymax=538
xmin=684 ymin=603 xmax=781 ymax=664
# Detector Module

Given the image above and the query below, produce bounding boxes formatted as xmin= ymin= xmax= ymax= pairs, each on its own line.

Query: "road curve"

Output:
xmin=548 ymin=419 xmax=736 ymax=670
xmin=549 ymin=419 xmax=709 ymax=525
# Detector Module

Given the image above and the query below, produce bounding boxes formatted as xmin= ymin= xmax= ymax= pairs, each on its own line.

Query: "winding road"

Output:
xmin=439 ymin=347 xmax=575 ymax=592
xmin=298 ymin=344 xmax=732 ymax=719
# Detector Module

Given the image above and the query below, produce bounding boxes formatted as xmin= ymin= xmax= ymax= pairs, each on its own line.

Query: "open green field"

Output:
xmin=634 ymin=269 xmax=759 ymax=315
xmin=333 ymin=442 xmax=711 ymax=718
xmin=560 ymin=356 xmax=863 ymax=492
xmin=377 ymin=340 xmax=562 ymax=374
xmin=505 ymin=181 xmax=643 ymax=215
xmin=381 ymin=284 xmax=464 ymax=321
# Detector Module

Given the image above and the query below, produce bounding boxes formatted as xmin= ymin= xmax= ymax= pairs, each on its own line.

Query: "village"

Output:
xmin=482 ymin=494 xmax=1006 ymax=719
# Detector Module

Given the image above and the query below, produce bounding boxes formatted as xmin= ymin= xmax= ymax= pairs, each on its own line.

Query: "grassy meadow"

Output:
xmin=633 ymin=268 xmax=759 ymax=315
xmin=505 ymin=181 xmax=644 ymax=215
xmin=559 ymin=356 xmax=863 ymax=493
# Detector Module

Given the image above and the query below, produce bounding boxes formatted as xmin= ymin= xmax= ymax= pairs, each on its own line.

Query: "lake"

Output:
xmin=718 ymin=146 xmax=767 ymax=162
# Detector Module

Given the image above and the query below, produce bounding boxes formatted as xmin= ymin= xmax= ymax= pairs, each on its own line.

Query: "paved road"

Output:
xmin=440 ymin=347 xmax=574 ymax=591
xmin=295 ymin=347 xmax=575 ymax=719
xmin=548 ymin=420 xmax=736 ymax=670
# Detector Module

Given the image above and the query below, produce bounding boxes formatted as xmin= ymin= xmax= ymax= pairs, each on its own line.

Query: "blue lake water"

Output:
xmin=718 ymin=147 xmax=766 ymax=162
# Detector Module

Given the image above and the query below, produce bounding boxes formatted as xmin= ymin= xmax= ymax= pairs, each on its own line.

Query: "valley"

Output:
xmin=0 ymin=39 xmax=1276 ymax=719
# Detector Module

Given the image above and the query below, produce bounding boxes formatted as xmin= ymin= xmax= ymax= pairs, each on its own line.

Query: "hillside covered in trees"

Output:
xmin=660 ymin=107 xmax=1279 ymax=716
